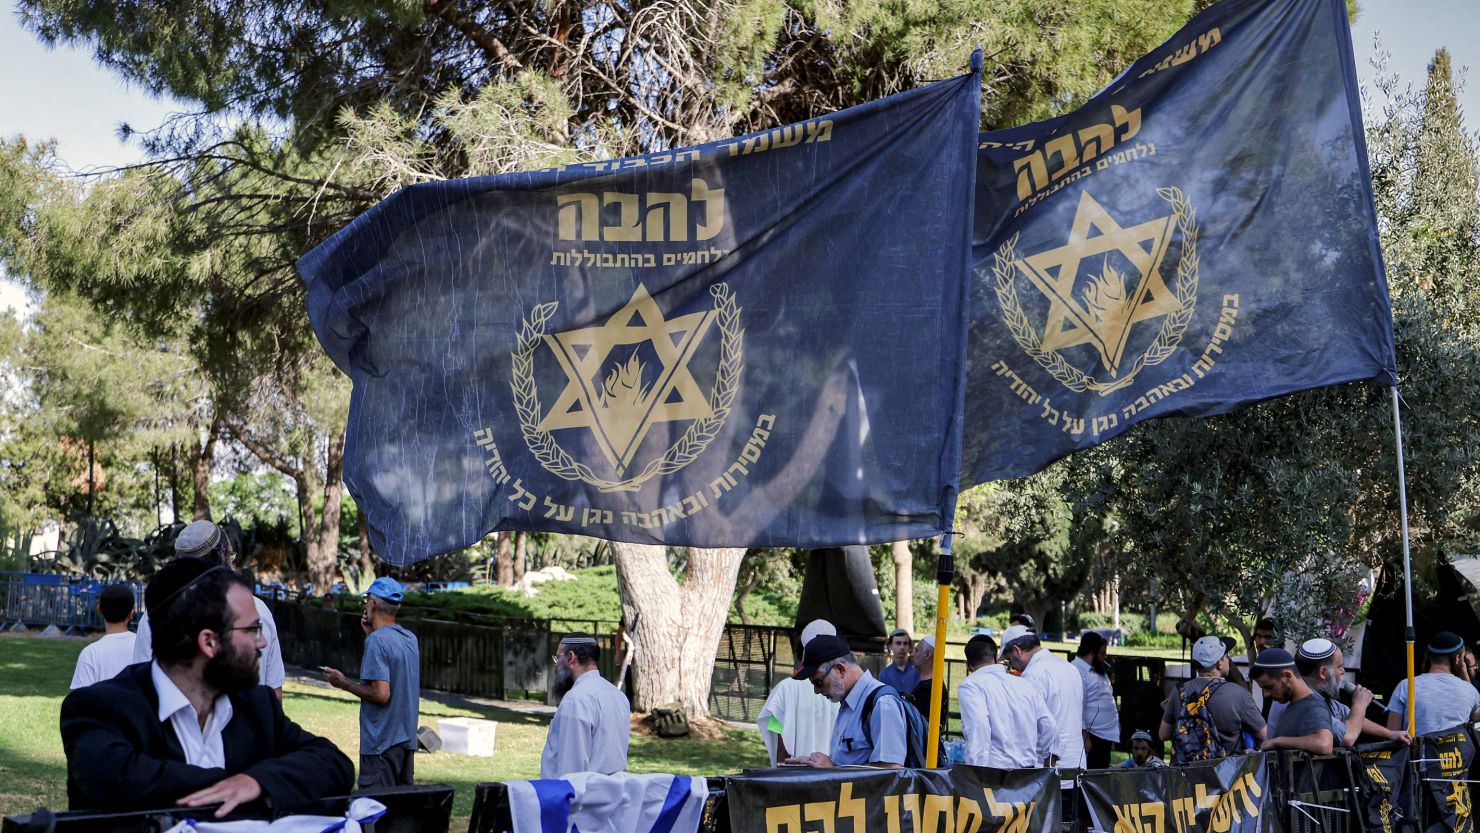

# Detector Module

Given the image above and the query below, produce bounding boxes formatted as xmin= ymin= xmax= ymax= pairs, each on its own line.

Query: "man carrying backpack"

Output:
xmin=1158 ymin=635 xmax=1267 ymax=764
xmin=785 ymin=634 xmax=922 ymax=768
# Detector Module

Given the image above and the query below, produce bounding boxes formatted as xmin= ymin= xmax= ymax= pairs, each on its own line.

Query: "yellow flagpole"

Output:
xmin=926 ymin=544 xmax=952 ymax=767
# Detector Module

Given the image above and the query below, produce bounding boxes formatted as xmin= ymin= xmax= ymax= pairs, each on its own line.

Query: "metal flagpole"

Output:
xmin=1392 ymin=386 xmax=1417 ymax=737
xmin=926 ymin=537 xmax=952 ymax=767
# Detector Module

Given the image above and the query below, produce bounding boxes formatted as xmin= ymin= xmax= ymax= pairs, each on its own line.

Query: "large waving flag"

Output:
xmin=300 ymin=68 xmax=980 ymax=562
xmin=962 ymin=0 xmax=1396 ymax=485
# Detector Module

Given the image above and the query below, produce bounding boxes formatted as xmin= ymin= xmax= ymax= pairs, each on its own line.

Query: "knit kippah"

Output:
xmin=1299 ymin=638 xmax=1336 ymax=660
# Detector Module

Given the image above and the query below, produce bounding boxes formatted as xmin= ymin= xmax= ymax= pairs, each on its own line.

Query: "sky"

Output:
xmin=0 ymin=0 xmax=1477 ymax=316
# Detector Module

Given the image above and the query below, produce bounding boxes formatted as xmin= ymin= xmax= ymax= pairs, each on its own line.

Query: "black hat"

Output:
xmin=99 ymin=583 xmax=134 ymax=606
xmin=792 ymin=634 xmax=850 ymax=680
xmin=144 ymin=556 xmax=221 ymax=616
xmin=1429 ymin=631 xmax=1465 ymax=655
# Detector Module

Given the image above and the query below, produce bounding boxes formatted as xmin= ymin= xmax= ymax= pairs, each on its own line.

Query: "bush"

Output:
xmin=1126 ymin=630 xmax=1185 ymax=649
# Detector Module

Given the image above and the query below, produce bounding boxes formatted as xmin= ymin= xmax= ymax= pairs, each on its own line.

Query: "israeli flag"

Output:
xmin=505 ymin=773 xmax=708 ymax=833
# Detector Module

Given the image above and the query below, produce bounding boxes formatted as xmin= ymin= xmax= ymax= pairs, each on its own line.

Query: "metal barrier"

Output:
xmin=0 ymin=575 xmax=143 ymax=633
xmin=263 ymin=597 xmax=621 ymax=702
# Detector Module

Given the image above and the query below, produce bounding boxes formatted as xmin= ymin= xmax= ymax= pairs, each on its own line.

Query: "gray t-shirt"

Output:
xmin=359 ymin=624 xmax=421 ymax=755
xmin=1163 ymin=677 xmax=1266 ymax=754
xmin=1275 ymin=693 xmax=1333 ymax=740
xmin=1387 ymin=673 xmax=1480 ymax=736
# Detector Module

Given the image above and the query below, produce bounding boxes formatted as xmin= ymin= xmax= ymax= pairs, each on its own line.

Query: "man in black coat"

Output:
xmin=61 ymin=557 xmax=354 ymax=816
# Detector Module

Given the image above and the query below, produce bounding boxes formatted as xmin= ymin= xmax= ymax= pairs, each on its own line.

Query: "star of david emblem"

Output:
xmin=1014 ymin=191 xmax=1181 ymax=375
xmin=538 ymin=285 xmax=717 ymax=474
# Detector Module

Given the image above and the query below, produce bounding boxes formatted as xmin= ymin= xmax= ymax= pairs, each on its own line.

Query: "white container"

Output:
xmin=437 ymin=717 xmax=497 ymax=756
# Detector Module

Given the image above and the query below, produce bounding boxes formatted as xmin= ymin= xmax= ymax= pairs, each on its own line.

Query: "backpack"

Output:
xmin=860 ymin=683 xmax=946 ymax=769
xmin=1172 ymin=678 xmax=1227 ymax=765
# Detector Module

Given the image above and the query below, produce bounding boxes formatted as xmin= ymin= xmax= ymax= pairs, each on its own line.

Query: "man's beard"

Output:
xmin=1315 ymin=674 xmax=1341 ymax=698
xmin=553 ymin=663 xmax=575 ymax=698
xmin=204 ymin=638 xmax=259 ymax=693
xmin=822 ymin=676 xmax=847 ymax=703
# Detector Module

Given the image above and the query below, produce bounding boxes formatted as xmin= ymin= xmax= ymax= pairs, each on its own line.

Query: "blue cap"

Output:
xmin=365 ymin=577 xmax=405 ymax=604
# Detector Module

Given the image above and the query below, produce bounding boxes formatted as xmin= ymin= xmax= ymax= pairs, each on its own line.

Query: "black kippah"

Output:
xmin=144 ymin=557 xmax=221 ymax=615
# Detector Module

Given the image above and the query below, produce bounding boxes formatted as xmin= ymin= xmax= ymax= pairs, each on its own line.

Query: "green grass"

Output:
xmin=0 ymin=635 xmax=765 ymax=831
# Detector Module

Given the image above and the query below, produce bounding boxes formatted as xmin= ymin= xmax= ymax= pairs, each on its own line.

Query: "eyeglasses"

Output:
xmin=223 ymin=622 xmax=264 ymax=637
xmin=809 ymin=664 xmax=836 ymax=690
xmin=552 ymin=649 xmax=573 ymax=663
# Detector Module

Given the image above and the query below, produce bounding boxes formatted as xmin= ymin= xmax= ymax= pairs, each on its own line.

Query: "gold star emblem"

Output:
xmin=1015 ymin=191 xmax=1181 ymax=375
xmin=538 ymin=285 xmax=717 ymax=474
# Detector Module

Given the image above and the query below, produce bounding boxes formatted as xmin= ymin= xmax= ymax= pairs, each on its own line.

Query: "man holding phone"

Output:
xmin=322 ymin=578 xmax=421 ymax=788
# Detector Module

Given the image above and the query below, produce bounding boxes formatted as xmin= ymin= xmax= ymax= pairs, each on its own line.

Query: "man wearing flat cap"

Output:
xmin=322 ymin=577 xmax=421 ymax=788
xmin=60 ymin=557 xmax=353 ymax=815
xmin=541 ymin=633 xmax=631 ymax=778
xmin=1386 ymin=631 xmax=1480 ymax=736
xmin=134 ymin=520 xmax=286 ymax=697
xmin=785 ymin=634 xmax=909 ymax=768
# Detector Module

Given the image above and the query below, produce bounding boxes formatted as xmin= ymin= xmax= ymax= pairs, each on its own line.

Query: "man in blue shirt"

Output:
xmin=784 ymin=635 xmax=907 ymax=768
xmin=322 ymin=577 xmax=421 ymax=788
xmin=879 ymin=629 xmax=919 ymax=693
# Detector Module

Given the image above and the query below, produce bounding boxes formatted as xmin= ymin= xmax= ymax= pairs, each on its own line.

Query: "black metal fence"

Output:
xmin=263 ymin=597 xmax=622 ymax=703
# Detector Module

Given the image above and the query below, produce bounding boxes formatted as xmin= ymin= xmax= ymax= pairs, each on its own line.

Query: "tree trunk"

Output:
xmin=356 ymin=508 xmax=374 ymax=585
xmin=892 ymin=540 xmax=914 ymax=632
xmin=190 ymin=420 xmax=219 ymax=520
xmin=294 ymin=472 xmax=318 ymax=589
xmin=496 ymin=532 xmax=514 ymax=585
xmin=733 ymin=568 xmax=764 ymax=626
xmin=310 ymin=432 xmax=346 ymax=591
xmin=613 ymin=543 xmax=744 ymax=719
xmin=513 ymin=532 xmax=527 ymax=583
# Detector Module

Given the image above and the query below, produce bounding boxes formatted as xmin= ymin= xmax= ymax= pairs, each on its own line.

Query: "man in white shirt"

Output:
xmin=958 ymin=634 xmax=1056 ymax=768
xmin=71 ymin=583 xmax=138 ymax=689
xmin=541 ymin=633 xmax=631 ymax=779
xmin=60 ymin=556 xmax=352 ymax=814
xmin=1002 ymin=624 xmax=1085 ymax=768
xmin=133 ymin=521 xmax=285 ymax=696
xmin=756 ymin=619 xmax=841 ymax=765
xmin=1073 ymin=631 xmax=1120 ymax=769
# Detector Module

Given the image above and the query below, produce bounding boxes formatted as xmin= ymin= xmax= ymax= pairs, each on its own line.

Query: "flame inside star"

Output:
xmin=599 ymin=353 xmax=649 ymax=411
xmin=1082 ymin=259 xmax=1134 ymax=326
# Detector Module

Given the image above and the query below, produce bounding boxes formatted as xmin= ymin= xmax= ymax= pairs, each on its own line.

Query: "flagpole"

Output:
xmin=1391 ymin=386 xmax=1416 ymax=737
xmin=926 ymin=538 xmax=952 ymax=767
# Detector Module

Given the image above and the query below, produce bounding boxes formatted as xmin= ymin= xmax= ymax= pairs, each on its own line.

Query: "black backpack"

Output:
xmin=859 ymin=683 xmax=946 ymax=768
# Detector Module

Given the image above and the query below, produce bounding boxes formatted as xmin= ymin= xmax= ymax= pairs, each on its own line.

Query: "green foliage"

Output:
xmin=402 ymin=565 xmax=626 ymax=625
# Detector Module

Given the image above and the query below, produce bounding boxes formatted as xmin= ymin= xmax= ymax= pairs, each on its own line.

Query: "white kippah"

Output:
xmin=800 ymin=619 xmax=837 ymax=647
xmin=1299 ymin=638 xmax=1336 ymax=660
xmin=560 ymin=636 xmax=598 ymax=645
xmin=918 ymin=636 xmax=935 ymax=649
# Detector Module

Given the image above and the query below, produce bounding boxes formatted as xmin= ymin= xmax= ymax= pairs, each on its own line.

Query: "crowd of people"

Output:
xmin=761 ymin=616 xmax=1477 ymax=772
xmin=58 ymin=520 xmax=634 ymax=818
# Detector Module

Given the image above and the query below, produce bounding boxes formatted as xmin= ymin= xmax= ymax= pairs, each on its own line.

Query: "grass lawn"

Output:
xmin=0 ymin=634 xmax=766 ymax=831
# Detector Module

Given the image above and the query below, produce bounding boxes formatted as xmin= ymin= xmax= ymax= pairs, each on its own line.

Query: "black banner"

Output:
xmin=1357 ymin=742 xmax=1416 ymax=833
xmin=1421 ymin=726 xmax=1475 ymax=833
xmin=1081 ymin=754 xmax=1270 ymax=833
xmin=724 ymin=766 xmax=1057 ymax=833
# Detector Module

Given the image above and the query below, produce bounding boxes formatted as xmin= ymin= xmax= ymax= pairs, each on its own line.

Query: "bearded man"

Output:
xmin=60 ymin=557 xmax=352 ymax=815
xmin=540 ymin=633 xmax=631 ymax=779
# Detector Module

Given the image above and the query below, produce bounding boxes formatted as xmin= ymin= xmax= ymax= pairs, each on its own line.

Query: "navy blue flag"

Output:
xmin=963 ymin=0 xmax=1397 ymax=485
xmin=300 ymin=70 xmax=979 ymax=563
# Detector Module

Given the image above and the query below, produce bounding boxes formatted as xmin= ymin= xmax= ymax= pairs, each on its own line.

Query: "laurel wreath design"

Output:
xmin=511 ymin=284 xmax=744 ymax=493
xmin=993 ymin=187 xmax=1200 ymax=396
